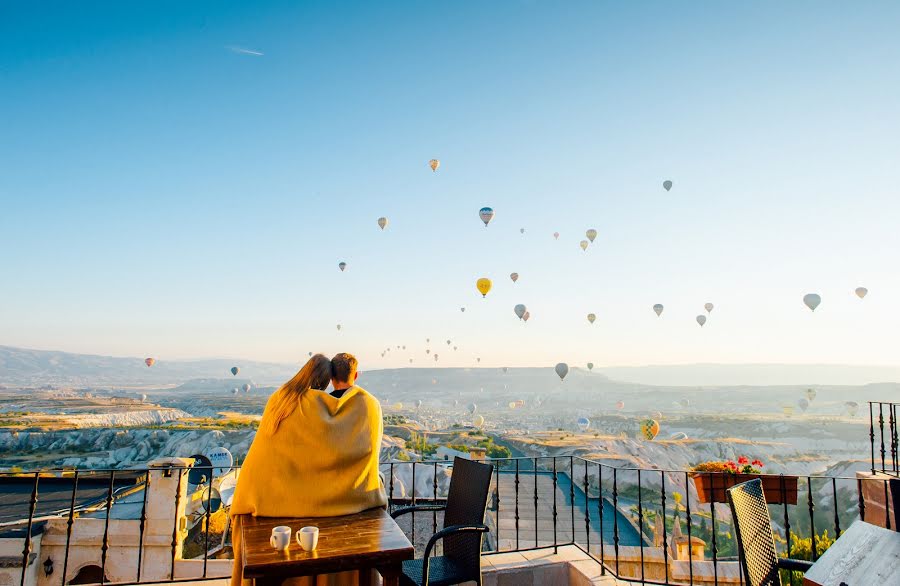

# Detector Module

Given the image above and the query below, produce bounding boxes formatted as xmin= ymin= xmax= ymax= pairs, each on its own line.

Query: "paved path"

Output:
xmin=489 ymin=470 xmax=646 ymax=550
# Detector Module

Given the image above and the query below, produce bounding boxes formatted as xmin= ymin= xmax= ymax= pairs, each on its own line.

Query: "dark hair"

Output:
xmin=331 ymin=352 xmax=358 ymax=383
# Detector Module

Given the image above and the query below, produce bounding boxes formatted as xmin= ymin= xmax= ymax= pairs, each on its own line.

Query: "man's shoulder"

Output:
xmin=350 ymin=386 xmax=381 ymax=408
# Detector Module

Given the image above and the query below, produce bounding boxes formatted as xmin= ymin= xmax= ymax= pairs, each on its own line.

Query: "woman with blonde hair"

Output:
xmin=230 ymin=353 xmax=386 ymax=586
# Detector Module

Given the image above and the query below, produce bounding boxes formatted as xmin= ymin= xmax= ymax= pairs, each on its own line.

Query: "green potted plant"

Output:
xmin=690 ymin=457 xmax=798 ymax=504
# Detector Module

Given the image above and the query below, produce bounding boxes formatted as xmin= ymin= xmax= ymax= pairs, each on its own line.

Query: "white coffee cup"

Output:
xmin=270 ymin=526 xmax=292 ymax=551
xmin=296 ymin=526 xmax=319 ymax=552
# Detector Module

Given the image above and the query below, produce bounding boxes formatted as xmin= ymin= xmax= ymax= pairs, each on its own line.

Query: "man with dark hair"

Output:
xmin=330 ymin=352 xmax=359 ymax=398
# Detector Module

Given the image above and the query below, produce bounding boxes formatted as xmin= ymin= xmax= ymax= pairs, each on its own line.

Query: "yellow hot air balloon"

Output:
xmin=429 ymin=159 xmax=440 ymax=172
xmin=476 ymin=278 xmax=492 ymax=297
xmin=587 ymin=313 xmax=596 ymax=324
xmin=580 ymin=240 xmax=589 ymax=251
xmin=639 ymin=419 xmax=660 ymax=440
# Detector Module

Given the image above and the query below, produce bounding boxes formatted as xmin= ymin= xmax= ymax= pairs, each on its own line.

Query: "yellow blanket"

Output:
xmin=230 ymin=386 xmax=387 ymax=586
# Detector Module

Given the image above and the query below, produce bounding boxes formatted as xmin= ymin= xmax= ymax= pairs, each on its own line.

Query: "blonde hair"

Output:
xmin=260 ymin=354 xmax=332 ymax=436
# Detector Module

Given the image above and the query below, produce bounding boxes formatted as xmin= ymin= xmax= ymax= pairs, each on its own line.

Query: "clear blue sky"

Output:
xmin=2 ymin=1 xmax=899 ymax=368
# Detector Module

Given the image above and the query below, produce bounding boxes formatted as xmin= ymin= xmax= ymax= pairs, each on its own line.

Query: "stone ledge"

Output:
xmin=0 ymin=553 xmax=36 ymax=568
xmin=482 ymin=546 xmax=623 ymax=586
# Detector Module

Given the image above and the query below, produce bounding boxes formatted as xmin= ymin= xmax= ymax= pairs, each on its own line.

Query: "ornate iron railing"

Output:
xmin=0 ymin=453 xmax=893 ymax=585
xmin=870 ymin=401 xmax=899 ymax=476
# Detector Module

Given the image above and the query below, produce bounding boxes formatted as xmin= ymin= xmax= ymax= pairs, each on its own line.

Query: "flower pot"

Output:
xmin=691 ymin=473 xmax=798 ymax=505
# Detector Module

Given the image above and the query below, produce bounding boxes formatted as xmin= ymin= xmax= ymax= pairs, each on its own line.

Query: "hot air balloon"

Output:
xmin=696 ymin=315 xmax=707 ymax=327
xmin=468 ymin=403 xmax=478 ymax=415
xmin=782 ymin=405 xmax=794 ymax=417
xmin=805 ymin=388 xmax=817 ymax=401
xmin=663 ymin=180 xmax=673 ymax=192
xmin=231 ymin=367 xmax=240 ymax=376
xmin=803 ymin=293 xmax=821 ymax=312
xmin=432 ymin=378 xmax=438 ymax=385
xmin=510 ymin=272 xmax=519 ymax=283
xmin=232 ymin=388 xmax=239 ymax=395
xmin=473 ymin=414 xmax=485 ymax=427
xmin=640 ymin=419 xmax=660 ymax=440
xmin=586 ymin=229 xmax=597 ymax=243
xmin=522 ymin=311 xmax=530 ymax=322
xmin=704 ymin=303 xmax=714 ymax=314
xmin=434 ymin=354 xmax=439 ymax=361
xmin=587 ymin=363 xmax=594 ymax=371
xmin=577 ymin=417 xmax=590 ymax=432
xmin=377 ymin=217 xmax=388 ymax=230
xmin=429 ymin=159 xmax=440 ymax=172
xmin=520 ymin=228 xmax=525 ymax=234
xmin=338 ymin=262 xmax=346 ymax=272
xmin=144 ymin=358 xmax=155 ymax=367
xmin=477 ymin=357 xmax=481 ymax=363
xmin=616 ymin=401 xmax=625 ymax=410
xmin=479 ymin=207 xmax=495 ymax=227
xmin=446 ymin=340 xmax=451 ymax=345
xmin=393 ymin=402 xmax=404 ymax=410
xmin=845 ymin=401 xmax=859 ymax=416
xmin=336 ymin=324 xmax=342 ymax=331
xmin=797 ymin=398 xmax=809 ymax=412
xmin=415 ymin=400 xmax=423 ymax=409
xmin=476 ymin=278 xmax=492 ymax=297
xmin=652 ymin=411 xmax=663 ymax=421
xmin=555 ymin=363 xmax=569 ymax=381
xmin=426 ymin=349 xmax=431 ymax=354
xmin=580 ymin=240 xmax=589 ymax=251
xmin=553 ymin=232 xmax=560 ymax=240
xmin=587 ymin=313 xmax=596 ymax=324
xmin=855 ymin=287 xmax=868 ymax=299
xmin=653 ymin=304 xmax=664 ymax=317
xmin=669 ymin=432 xmax=688 ymax=441
xmin=514 ymin=304 xmax=527 ymax=320
xmin=140 ymin=394 xmax=148 ymax=403
xmin=308 ymin=352 xmax=313 ymax=357
xmin=242 ymin=383 xmax=251 ymax=393
xmin=503 ymin=367 xmax=508 ymax=374
xmin=453 ymin=346 xmax=457 ymax=350
xmin=460 ymin=307 xmax=466 ymax=312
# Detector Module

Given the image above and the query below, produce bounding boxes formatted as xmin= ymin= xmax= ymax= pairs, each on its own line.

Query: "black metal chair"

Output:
xmin=726 ymin=478 xmax=813 ymax=586
xmin=391 ymin=457 xmax=494 ymax=586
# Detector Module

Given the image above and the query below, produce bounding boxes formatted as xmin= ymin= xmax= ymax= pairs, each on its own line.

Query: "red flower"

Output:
xmin=752 ymin=459 xmax=764 ymax=467
xmin=737 ymin=456 xmax=749 ymax=465
xmin=726 ymin=461 xmax=738 ymax=470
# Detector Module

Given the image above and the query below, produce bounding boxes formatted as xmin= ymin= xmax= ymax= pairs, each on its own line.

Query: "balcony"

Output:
xmin=0 ymin=401 xmax=897 ymax=586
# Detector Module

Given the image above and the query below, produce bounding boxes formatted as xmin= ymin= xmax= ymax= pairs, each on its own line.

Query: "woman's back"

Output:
xmin=231 ymin=385 xmax=387 ymax=518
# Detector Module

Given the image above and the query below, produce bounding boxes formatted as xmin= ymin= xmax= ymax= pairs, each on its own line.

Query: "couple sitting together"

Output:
xmin=230 ymin=352 xmax=386 ymax=586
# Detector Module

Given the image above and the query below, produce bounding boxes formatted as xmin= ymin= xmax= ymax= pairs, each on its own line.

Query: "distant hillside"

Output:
xmin=0 ymin=345 xmax=297 ymax=387
xmin=2 ymin=345 xmax=899 ymax=389
xmin=600 ymin=363 xmax=900 ymax=386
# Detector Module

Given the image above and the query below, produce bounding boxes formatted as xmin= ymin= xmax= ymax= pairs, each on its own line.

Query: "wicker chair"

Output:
xmin=726 ymin=478 xmax=813 ymax=586
xmin=391 ymin=457 xmax=494 ymax=586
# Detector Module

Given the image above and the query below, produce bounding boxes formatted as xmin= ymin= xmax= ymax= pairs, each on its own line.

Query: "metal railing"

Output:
xmin=0 ymin=463 xmax=238 ymax=586
xmin=0 ymin=445 xmax=894 ymax=584
xmin=869 ymin=401 xmax=899 ymax=476
xmin=385 ymin=455 xmax=891 ymax=586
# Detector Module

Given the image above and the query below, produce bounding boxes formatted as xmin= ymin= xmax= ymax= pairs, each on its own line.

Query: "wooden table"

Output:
xmin=240 ymin=507 xmax=414 ymax=586
xmin=803 ymin=520 xmax=900 ymax=585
